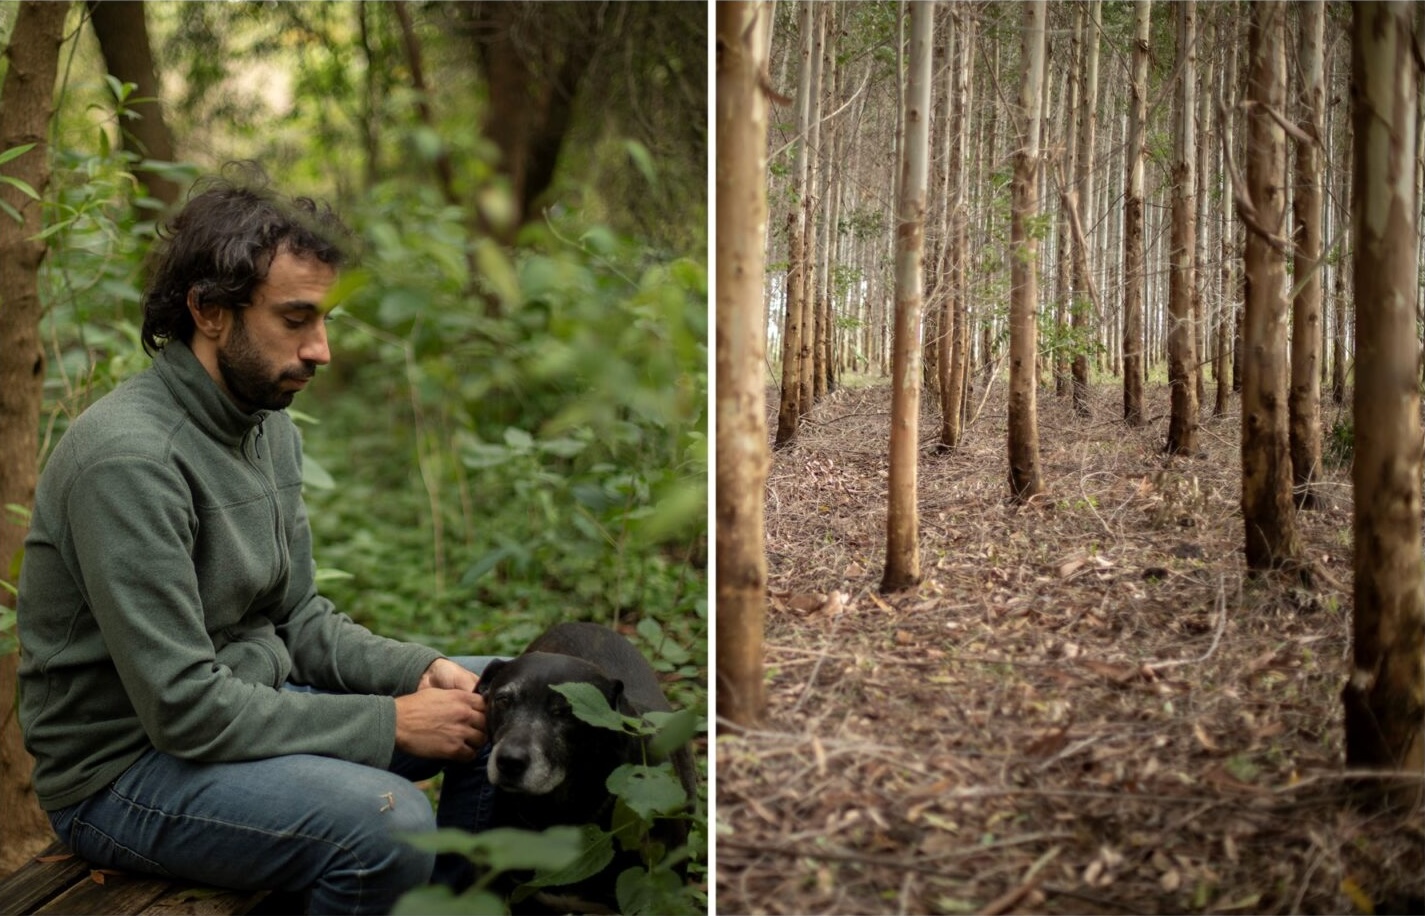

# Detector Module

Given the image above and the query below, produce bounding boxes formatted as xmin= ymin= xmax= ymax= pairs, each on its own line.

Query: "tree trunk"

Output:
xmin=1008 ymin=0 xmax=1046 ymax=502
xmin=882 ymin=0 xmax=932 ymax=593
xmin=1290 ymin=0 xmax=1325 ymax=509
xmin=1166 ymin=1 xmax=1199 ymax=456
xmin=1070 ymin=0 xmax=1100 ymax=418
xmin=85 ymin=0 xmax=181 ymax=208
xmin=715 ymin=0 xmax=772 ymax=730
xmin=1122 ymin=0 xmax=1150 ymax=427
xmin=799 ymin=2 xmax=824 ymax=417
xmin=940 ymin=9 xmax=972 ymax=452
xmin=1240 ymin=0 xmax=1300 ymax=572
xmin=0 ymin=0 xmax=71 ymax=876
xmin=461 ymin=1 xmax=601 ymax=240
xmin=774 ymin=2 xmax=816 ymax=449
xmin=1343 ymin=0 xmax=1424 ymax=806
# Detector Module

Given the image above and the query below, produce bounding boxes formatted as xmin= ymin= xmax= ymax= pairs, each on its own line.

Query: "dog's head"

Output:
xmin=476 ymin=651 xmax=628 ymax=796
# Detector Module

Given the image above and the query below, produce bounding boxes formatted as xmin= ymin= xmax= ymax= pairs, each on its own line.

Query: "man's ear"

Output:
xmin=187 ymin=288 xmax=227 ymax=339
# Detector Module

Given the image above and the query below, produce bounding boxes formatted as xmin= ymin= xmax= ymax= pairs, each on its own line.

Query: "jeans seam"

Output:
xmin=97 ymin=781 xmax=373 ymax=908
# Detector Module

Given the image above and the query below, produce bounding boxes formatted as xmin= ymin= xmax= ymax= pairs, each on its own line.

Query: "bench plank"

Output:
xmin=0 ymin=843 xmax=90 ymax=914
xmin=0 ymin=842 xmax=270 ymax=916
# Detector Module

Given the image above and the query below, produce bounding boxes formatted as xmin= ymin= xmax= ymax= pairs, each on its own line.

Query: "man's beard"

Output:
xmin=216 ymin=312 xmax=316 ymax=412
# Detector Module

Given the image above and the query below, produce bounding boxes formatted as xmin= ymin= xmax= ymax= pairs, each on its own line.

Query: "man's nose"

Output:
xmin=300 ymin=320 xmax=331 ymax=366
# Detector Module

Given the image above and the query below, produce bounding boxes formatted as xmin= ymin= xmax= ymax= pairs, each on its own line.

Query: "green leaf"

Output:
xmin=502 ymin=427 xmax=534 ymax=451
xmin=624 ymin=139 xmax=658 ymax=188
xmin=552 ymin=681 xmax=627 ymax=732
xmin=399 ymin=826 xmax=584 ymax=874
xmin=460 ymin=546 xmax=515 ymax=586
xmin=616 ymin=864 xmax=690 ymax=916
xmin=313 ymin=568 xmax=355 ymax=586
xmin=647 ymin=708 xmax=701 ymax=759
xmin=0 ymin=143 xmax=36 ymax=167
xmin=393 ymin=884 xmax=506 ymax=916
xmin=302 ymin=455 xmax=336 ymax=490
xmin=0 ymin=175 xmax=40 ymax=201
xmin=606 ymin=764 xmax=687 ymax=821
xmin=512 ymin=824 xmax=613 ymax=898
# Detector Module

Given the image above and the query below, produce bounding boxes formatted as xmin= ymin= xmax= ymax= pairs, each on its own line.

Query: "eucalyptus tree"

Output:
xmin=939 ymin=8 xmax=974 ymax=451
xmin=1122 ymin=0 xmax=1150 ymax=427
xmin=882 ymin=0 xmax=933 ymax=593
xmin=1007 ymin=0 xmax=1047 ymax=502
xmin=1344 ymin=0 xmax=1424 ymax=804
xmin=1290 ymin=0 xmax=1325 ymax=510
xmin=1166 ymin=1 xmax=1199 ymax=456
xmin=1070 ymin=0 xmax=1101 ymax=417
xmin=1240 ymin=0 xmax=1300 ymax=571
xmin=0 ymin=0 xmax=72 ymax=874
xmin=716 ymin=0 xmax=773 ymax=729
xmin=774 ymin=2 xmax=816 ymax=448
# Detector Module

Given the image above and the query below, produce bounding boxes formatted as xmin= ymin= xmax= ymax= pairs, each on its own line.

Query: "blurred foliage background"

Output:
xmin=2 ymin=0 xmax=706 ymax=824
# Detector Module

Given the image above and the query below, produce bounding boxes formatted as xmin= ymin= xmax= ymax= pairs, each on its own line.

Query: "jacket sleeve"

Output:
xmin=67 ymin=454 xmax=402 ymax=768
xmin=270 ymin=423 xmax=443 ymax=696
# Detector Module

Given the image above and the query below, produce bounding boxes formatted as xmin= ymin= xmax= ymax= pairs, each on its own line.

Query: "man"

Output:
xmin=17 ymin=168 xmax=488 ymax=914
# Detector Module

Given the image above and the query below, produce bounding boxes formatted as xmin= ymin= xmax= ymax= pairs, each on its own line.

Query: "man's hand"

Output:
xmin=418 ymin=657 xmax=480 ymax=692
xmin=394 ymin=688 xmax=487 ymax=760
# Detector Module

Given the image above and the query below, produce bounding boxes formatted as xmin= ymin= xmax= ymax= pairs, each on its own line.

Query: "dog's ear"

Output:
xmin=607 ymin=678 xmax=637 ymax=716
xmin=476 ymin=659 xmax=507 ymax=696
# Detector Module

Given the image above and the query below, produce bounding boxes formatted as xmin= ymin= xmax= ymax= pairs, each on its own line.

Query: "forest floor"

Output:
xmin=715 ymin=377 xmax=1423 ymax=916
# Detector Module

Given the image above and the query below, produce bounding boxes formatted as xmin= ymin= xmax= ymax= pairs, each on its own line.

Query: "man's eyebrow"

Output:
xmin=276 ymin=300 xmax=332 ymax=315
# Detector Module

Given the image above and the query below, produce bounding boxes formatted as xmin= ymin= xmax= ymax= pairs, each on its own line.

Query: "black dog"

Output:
xmin=476 ymin=622 xmax=697 ymax=910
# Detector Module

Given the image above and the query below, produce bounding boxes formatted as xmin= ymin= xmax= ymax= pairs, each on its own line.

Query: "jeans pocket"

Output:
xmin=67 ymin=818 xmax=176 ymax=879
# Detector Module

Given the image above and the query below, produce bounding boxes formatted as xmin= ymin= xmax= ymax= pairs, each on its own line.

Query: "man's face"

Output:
xmin=215 ymin=249 xmax=336 ymax=412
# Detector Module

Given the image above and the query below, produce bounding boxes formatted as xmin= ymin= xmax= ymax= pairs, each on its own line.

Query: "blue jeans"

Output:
xmin=46 ymin=656 xmax=497 ymax=915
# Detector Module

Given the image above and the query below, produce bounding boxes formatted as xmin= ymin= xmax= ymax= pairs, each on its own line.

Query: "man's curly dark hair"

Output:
xmin=141 ymin=162 xmax=352 ymax=355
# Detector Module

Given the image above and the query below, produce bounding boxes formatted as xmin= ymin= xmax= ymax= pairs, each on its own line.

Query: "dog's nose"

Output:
xmin=494 ymin=747 xmax=530 ymax=780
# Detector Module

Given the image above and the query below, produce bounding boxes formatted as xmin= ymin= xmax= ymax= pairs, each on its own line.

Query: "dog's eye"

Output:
xmin=548 ymin=695 xmax=572 ymax=717
xmin=490 ymin=693 xmax=513 ymax=711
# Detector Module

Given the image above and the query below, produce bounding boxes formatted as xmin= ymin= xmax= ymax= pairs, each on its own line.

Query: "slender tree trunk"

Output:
xmin=774 ymin=2 xmax=815 ymax=448
xmin=941 ymin=9 xmax=972 ymax=452
xmin=1071 ymin=0 xmax=1100 ymax=417
xmin=1167 ymin=2 xmax=1199 ymax=456
xmin=800 ymin=2 xmax=824 ymax=416
xmin=715 ymin=0 xmax=772 ymax=730
xmin=1241 ymin=0 xmax=1300 ymax=571
xmin=85 ymin=0 xmax=181 ymax=208
xmin=1290 ymin=0 xmax=1325 ymax=509
xmin=882 ymin=0 xmax=933 ymax=593
xmin=1008 ymin=0 xmax=1047 ymax=502
xmin=1344 ymin=0 xmax=1424 ymax=805
xmin=0 ymin=0 xmax=71 ymax=876
xmin=1123 ymin=0 xmax=1150 ymax=426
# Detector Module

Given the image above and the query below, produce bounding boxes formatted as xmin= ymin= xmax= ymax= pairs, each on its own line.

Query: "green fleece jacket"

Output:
xmin=17 ymin=341 xmax=442 ymax=811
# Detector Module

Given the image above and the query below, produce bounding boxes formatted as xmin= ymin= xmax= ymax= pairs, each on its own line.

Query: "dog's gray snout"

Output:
xmin=494 ymin=746 xmax=530 ymax=780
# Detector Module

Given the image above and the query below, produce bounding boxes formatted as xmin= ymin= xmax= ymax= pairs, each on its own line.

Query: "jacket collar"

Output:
xmin=153 ymin=340 xmax=270 ymax=447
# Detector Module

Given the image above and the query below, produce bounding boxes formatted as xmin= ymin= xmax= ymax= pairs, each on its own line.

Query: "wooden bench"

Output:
xmin=0 ymin=841 xmax=280 ymax=915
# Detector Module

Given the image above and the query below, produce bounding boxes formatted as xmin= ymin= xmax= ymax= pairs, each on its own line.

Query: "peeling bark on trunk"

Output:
xmin=1008 ymin=1 xmax=1046 ymax=502
xmin=1166 ymin=2 xmax=1199 ymax=456
xmin=882 ymin=0 xmax=932 ymax=594
xmin=1070 ymin=0 xmax=1100 ymax=418
xmin=0 ymin=0 xmax=71 ymax=876
xmin=1344 ymin=0 xmax=1424 ymax=806
xmin=1122 ymin=0 xmax=1150 ymax=427
xmin=1240 ymin=1 xmax=1300 ymax=571
xmin=774 ymin=2 xmax=816 ymax=449
xmin=715 ymin=0 xmax=772 ymax=730
xmin=1289 ymin=0 xmax=1325 ymax=510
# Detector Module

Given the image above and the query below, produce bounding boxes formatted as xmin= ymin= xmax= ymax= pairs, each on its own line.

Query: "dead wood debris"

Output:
xmin=717 ymin=381 xmax=1423 ymax=916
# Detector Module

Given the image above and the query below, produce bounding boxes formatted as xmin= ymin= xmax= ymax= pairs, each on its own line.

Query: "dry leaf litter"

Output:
xmin=716 ymin=380 xmax=1423 ymax=915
